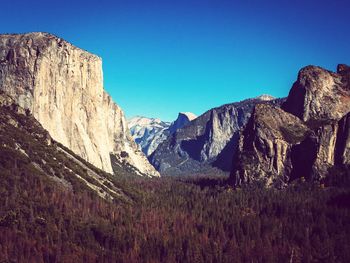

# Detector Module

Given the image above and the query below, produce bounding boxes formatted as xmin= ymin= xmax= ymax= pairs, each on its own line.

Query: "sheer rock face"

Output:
xmin=283 ymin=65 xmax=350 ymax=178
xmin=232 ymin=65 xmax=350 ymax=186
xmin=149 ymin=97 xmax=281 ymax=175
xmin=311 ymin=111 xmax=350 ymax=176
xmin=0 ymin=32 xmax=159 ymax=177
xmin=232 ymin=104 xmax=312 ymax=186
xmin=336 ymin=112 xmax=350 ymax=165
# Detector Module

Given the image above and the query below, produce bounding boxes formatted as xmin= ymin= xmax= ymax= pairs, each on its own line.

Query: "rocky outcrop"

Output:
xmin=150 ymin=96 xmax=280 ymax=175
xmin=283 ymin=64 xmax=350 ymax=179
xmin=231 ymin=104 xmax=313 ymax=186
xmin=283 ymin=65 xmax=350 ymax=123
xmin=0 ymin=32 xmax=159 ymax=176
xmin=231 ymin=64 xmax=350 ymax=186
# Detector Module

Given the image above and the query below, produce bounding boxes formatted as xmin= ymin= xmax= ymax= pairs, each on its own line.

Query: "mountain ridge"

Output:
xmin=149 ymin=94 xmax=281 ymax=175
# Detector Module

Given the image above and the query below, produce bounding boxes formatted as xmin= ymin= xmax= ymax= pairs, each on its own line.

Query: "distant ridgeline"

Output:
xmin=149 ymin=95 xmax=283 ymax=176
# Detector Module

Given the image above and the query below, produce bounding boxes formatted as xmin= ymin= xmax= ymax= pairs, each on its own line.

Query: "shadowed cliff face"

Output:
xmin=335 ymin=113 xmax=350 ymax=165
xmin=149 ymin=97 xmax=282 ymax=176
xmin=232 ymin=64 xmax=350 ymax=187
xmin=0 ymin=32 xmax=159 ymax=177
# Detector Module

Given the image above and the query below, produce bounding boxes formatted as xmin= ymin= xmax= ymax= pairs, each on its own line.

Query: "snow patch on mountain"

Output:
xmin=128 ymin=116 xmax=171 ymax=156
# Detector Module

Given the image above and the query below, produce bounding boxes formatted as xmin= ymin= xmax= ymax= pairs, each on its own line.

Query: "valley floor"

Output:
xmin=0 ymin=158 xmax=350 ymax=263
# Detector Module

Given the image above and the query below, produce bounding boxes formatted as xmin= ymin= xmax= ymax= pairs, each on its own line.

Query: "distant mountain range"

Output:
xmin=127 ymin=94 xmax=281 ymax=176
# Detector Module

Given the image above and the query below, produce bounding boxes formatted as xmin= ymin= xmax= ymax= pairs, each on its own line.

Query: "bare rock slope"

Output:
xmin=232 ymin=65 xmax=350 ymax=186
xmin=0 ymin=32 xmax=159 ymax=176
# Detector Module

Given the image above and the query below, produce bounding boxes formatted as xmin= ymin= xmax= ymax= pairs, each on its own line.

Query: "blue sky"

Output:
xmin=2 ymin=0 xmax=350 ymax=121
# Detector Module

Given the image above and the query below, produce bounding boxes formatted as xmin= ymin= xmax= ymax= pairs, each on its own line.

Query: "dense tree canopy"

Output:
xmin=0 ymin=150 xmax=350 ymax=263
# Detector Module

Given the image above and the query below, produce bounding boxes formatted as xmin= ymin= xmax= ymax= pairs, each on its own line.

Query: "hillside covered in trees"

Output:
xmin=1 ymin=153 xmax=350 ymax=262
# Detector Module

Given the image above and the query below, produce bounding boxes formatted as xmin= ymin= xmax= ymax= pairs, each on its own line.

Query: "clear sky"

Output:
xmin=1 ymin=0 xmax=350 ymax=121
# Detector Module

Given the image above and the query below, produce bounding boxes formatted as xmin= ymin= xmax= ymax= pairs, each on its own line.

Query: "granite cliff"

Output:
xmin=0 ymin=32 xmax=159 ymax=176
xmin=0 ymin=90 xmax=140 ymax=200
xmin=232 ymin=64 xmax=350 ymax=186
xmin=149 ymin=95 xmax=280 ymax=175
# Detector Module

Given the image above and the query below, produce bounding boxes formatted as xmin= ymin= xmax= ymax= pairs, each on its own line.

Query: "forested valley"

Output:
xmin=1 ymin=145 xmax=349 ymax=262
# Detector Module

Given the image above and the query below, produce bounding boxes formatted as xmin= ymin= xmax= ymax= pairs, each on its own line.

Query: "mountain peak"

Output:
xmin=168 ymin=112 xmax=197 ymax=134
xmin=179 ymin=112 xmax=197 ymax=121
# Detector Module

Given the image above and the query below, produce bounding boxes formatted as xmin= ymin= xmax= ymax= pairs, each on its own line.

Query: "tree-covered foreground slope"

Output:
xmin=1 ymin=92 xmax=350 ymax=262
xmin=1 ymin=165 xmax=350 ymax=262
